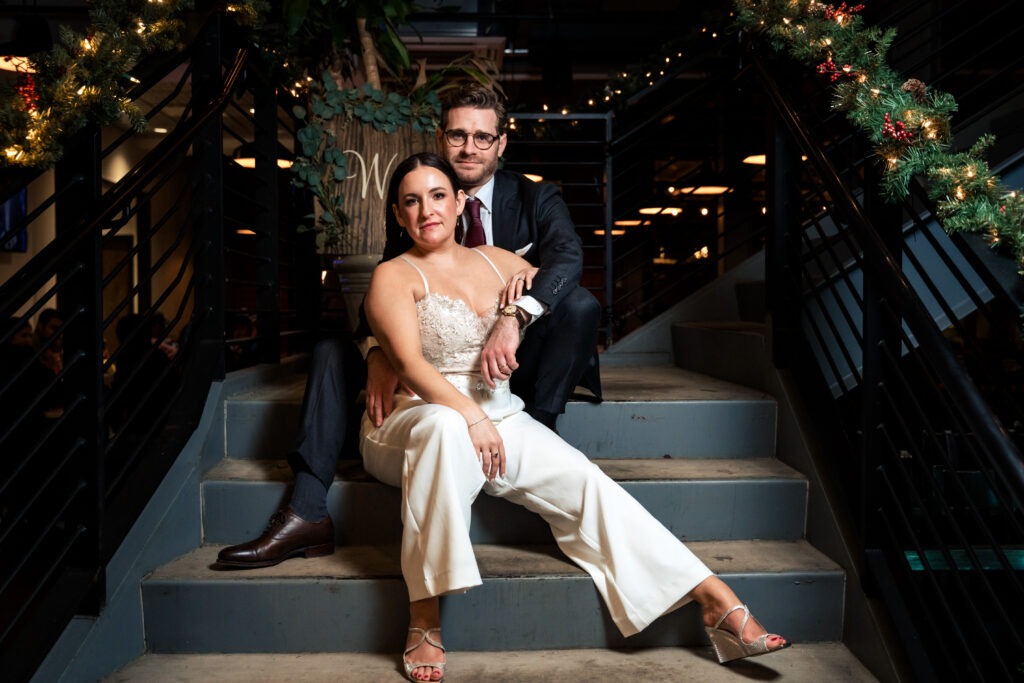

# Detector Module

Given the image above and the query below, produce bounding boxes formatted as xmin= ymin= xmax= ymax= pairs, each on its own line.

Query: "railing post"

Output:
xmin=55 ymin=124 xmax=106 ymax=612
xmin=861 ymin=157 xmax=904 ymax=545
xmin=766 ymin=114 xmax=800 ymax=368
xmin=191 ymin=15 xmax=226 ymax=378
xmin=253 ymin=58 xmax=281 ymax=363
xmin=603 ymin=111 xmax=614 ymax=347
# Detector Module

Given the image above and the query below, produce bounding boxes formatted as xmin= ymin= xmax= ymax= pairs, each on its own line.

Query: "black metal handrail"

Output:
xmin=0 ymin=14 xmax=315 ymax=682
xmin=754 ymin=44 xmax=1024 ymax=679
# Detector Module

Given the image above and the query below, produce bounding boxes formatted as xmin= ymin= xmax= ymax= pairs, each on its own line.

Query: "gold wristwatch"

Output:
xmin=500 ymin=304 xmax=531 ymax=328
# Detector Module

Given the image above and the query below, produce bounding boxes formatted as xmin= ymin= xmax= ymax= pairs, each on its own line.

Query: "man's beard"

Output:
xmin=452 ymin=152 xmax=499 ymax=189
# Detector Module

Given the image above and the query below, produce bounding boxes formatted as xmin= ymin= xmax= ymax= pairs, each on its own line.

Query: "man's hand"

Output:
xmin=480 ymin=316 xmax=520 ymax=389
xmin=365 ymin=348 xmax=412 ymax=427
xmin=501 ymin=267 xmax=539 ymax=307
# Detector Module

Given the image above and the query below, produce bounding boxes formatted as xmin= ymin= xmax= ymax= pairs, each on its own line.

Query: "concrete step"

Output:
xmin=104 ymin=643 xmax=878 ymax=682
xmin=141 ymin=541 xmax=843 ymax=654
xmin=672 ymin=322 xmax=768 ymax=392
xmin=223 ymin=365 xmax=777 ymax=461
xmin=202 ymin=457 xmax=808 ymax=545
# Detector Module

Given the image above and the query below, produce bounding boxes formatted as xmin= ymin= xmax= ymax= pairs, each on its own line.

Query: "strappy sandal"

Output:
xmin=403 ymin=627 xmax=447 ymax=682
xmin=705 ymin=604 xmax=791 ymax=664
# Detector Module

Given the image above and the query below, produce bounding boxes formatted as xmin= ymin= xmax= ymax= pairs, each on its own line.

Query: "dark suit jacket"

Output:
xmin=380 ymin=169 xmax=584 ymax=312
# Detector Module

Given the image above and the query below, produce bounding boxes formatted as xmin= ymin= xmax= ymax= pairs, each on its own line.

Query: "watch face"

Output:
xmin=502 ymin=304 xmax=518 ymax=315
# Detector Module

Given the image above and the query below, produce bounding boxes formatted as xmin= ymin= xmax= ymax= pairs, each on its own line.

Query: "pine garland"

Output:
xmin=735 ymin=0 xmax=1024 ymax=270
xmin=0 ymin=1 xmax=271 ymax=171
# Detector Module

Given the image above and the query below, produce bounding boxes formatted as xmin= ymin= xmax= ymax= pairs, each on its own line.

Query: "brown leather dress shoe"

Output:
xmin=215 ymin=508 xmax=334 ymax=568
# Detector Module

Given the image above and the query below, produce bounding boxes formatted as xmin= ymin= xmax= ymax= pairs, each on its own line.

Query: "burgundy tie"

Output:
xmin=464 ymin=197 xmax=486 ymax=248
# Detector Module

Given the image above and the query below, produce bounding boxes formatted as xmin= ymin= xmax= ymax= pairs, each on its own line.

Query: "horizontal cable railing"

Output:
xmin=0 ymin=14 xmax=315 ymax=682
xmin=755 ymin=42 xmax=1024 ymax=680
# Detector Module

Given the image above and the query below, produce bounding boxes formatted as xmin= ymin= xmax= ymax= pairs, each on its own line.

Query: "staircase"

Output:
xmin=96 ymin=322 xmax=878 ymax=679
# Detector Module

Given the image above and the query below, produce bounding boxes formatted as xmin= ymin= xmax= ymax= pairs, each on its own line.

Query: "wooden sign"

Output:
xmin=327 ymin=122 xmax=437 ymax=255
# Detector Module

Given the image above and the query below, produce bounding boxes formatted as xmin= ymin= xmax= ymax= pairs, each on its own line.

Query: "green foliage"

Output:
xmin=736 ymin=0 xmax=1024 ymax=267
xmin=0 ymin=0 xmax=204 ymax=169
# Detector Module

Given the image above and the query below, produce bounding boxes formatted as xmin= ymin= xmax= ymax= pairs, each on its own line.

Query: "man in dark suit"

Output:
xmin=216 ymin=83 xmax=602 ymax=569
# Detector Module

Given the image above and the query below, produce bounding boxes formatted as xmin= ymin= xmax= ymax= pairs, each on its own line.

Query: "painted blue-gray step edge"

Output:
xmin=141 ymin=543 xmax=843 ymax=653
xmin=225 ymin=398 xmax=779 ymax=461
xmin=202 ymin=461 xmax=808 ymax=544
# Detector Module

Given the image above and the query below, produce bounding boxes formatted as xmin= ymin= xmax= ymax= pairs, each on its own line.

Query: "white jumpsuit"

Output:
xmin=360 ymin=250 xmax=713 ymax=637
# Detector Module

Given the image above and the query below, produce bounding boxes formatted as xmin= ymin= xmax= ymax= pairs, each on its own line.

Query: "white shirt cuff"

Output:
xmin=512 ymin=295 xmax=547 ymax=327
xmin=359 ymin=336 xmax=381 ymax=360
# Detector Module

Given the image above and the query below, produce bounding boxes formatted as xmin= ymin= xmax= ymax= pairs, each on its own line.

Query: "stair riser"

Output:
xmin=224 ymin=400 xmax=778 ymax=460
xmin=141 ymin=571 xmax=842 ymax=653
xmin=202 ymin=479 xmax=807 ymax=545
xmin=671 ymin=326 xmax=767 ymax=392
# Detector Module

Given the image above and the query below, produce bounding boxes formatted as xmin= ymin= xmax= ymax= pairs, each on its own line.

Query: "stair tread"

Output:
xmin=225 ymin=365 xmax=773 ymax=404
xmin=205 ymin=457 xmax=806 ymax=484
xmin=104 ymin=643 xmax=878 ymax=682
xmin=673 ymin=321 xmax=767 ymax=335
xmin=150 ymin=540 xmax=840 ymax=582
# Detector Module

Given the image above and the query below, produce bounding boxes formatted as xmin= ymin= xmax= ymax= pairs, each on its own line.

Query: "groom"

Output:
xmin=216 ymin=83 xmax=602 ymax=569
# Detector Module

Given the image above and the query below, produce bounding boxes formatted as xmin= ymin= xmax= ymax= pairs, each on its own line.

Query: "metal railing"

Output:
xmin=0 ymin=16 xmax=314 ymax=682
xmin=755 ymin=43 xmax=1024 ymax=681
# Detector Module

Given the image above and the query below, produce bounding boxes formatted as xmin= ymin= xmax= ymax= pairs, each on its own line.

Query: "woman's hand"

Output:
xmin=468 ymin=416 xmax=505 ymax=480
xmin=501 ymin=267 xmax=539 ymax=307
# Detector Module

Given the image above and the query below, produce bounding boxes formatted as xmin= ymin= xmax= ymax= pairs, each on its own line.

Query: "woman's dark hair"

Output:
xmin=381 ymin=152 xmax=463 ymax=262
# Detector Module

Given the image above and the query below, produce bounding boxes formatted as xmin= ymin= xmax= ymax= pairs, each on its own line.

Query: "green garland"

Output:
xmin=735 ymin=0 xmax=1024 ymax=269
xmin=0 ymin=1 xmax=194 ymax=169
xmin=0 ymin=1 xmax=270 ymax=171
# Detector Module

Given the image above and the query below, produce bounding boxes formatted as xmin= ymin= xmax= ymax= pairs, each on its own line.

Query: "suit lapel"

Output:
xmin=491 ymin=172 xmax=521 ymax=252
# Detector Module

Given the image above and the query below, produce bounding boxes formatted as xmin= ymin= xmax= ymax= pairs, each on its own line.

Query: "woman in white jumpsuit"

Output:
xmin=362 ymin=154 xmax=789 ymax=682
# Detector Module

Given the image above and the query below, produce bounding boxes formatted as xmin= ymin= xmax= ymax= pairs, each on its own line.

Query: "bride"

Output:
xmin=361 ymin=152 xmax=789 ymax=682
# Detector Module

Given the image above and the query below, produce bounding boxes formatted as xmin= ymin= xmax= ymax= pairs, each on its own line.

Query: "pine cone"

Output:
xmin=901 ymin=78 xmax=927 ymax=103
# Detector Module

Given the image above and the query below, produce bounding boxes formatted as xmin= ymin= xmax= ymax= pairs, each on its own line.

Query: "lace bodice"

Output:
xmin=416 ymin=293 xmax=500 ymax=374
xmin=395 ymin=249 xmax=526 ymax=419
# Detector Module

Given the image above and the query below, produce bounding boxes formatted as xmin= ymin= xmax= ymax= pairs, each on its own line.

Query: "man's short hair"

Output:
xmin=440 ymin=83 xmax=508 ymax=135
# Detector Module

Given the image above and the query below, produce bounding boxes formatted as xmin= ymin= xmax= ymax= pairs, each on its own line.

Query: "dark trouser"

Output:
xmin=289 ymin=284 xmax=602 ymax=492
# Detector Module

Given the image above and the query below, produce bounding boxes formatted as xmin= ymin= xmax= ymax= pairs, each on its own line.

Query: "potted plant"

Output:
xmin=260 ymin=1 xmax=500 ymax=325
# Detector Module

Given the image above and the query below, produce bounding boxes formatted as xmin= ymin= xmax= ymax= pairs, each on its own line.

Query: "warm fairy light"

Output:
xmin=614 ymin=89 xmax=622 ymax=94
xmin=712 ymin=33 xmax=717 ymax=38
xmin=923 ymin=120 xmax=931 ymax=127
xmin=614 ymin=220 xmax=642 ymax=226
xmin=662 ymin=207 xmax=682 ymax=216
xmin=870 ymin=88 xmax=880 ymax=96
xmin=594 ymin=229 xmax=626 ymax=236
xmin=129 ymin=76 xmax=141 ymax=83
xmin=762 ymin=206 xmax=768 ymax=214
xmin=137 ymin=21 xmax=146 ymax=34
xmin=966 ymin=168 xmax=975 ymax=178
xmin=783 ymin=17 xmax=791 ymax=24
xmin=955 ymin=187 xmax=965 ymax=200
xmin=824 ymin=38 xmax=832 ymax=45
xmin=700 ymin=207 xmax=709 ymax=216
xmin=153 ymin=127 xmax=168 ymax=134
xmin=639 ymin=207 xmax=663 ymax=215
xmin=560 ymin=108 xmax=568 ymax=115
xmin=77 ymin=86 xmax=86 ymax=95
xmin=81 ymin=38 xmax=93 ymax=51
xmin=887 ymin=156 xmax=898 ymax=167
xmin=542 ymin=104 xmax=548 ymax=112
xmin=667 ymin=186 xmax=676 ymax=193
xmin=523 ymin=173 xmax=544 ymax=182
xmin=857 ymin=74 xmax=867 ymax=83
xmin=692 ymin=246 xmax=710 ymax=260
xmin=509 ymin=122 xmax=516 ymax=130
xmin=588 ymin=99 xmax=594 ymax=106
xmin=604 ymin=96 xmax=610 ymax=102
xmin=321 ymin=270 xmax=328 ymax=284
xmin=743 ymin=154 xmax=766 ymax=165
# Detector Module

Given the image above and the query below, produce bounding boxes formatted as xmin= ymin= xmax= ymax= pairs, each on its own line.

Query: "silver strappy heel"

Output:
xmin=403 ymin=627 xmax=447 ymax=682
xmin=705 ymin=604 xmax=790 ymax=663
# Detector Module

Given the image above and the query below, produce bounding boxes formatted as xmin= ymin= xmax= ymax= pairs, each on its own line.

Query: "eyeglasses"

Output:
xmin=443 ymin=129 xmax=500 ymax=150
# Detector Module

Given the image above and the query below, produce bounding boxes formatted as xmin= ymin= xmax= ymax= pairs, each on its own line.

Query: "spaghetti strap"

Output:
xmin=471 ymin=248 xmax=507 ymax=286
xmin=397 ymin=255 xmax=430 ymax=294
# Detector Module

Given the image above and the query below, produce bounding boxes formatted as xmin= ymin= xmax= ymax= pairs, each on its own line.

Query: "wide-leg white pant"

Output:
xmin=360 ymin=393 xmax=713 ymax=637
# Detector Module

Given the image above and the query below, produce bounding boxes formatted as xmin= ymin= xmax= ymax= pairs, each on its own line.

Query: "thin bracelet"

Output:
xmin=468 ymin=416 xmax=488 ymax=428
